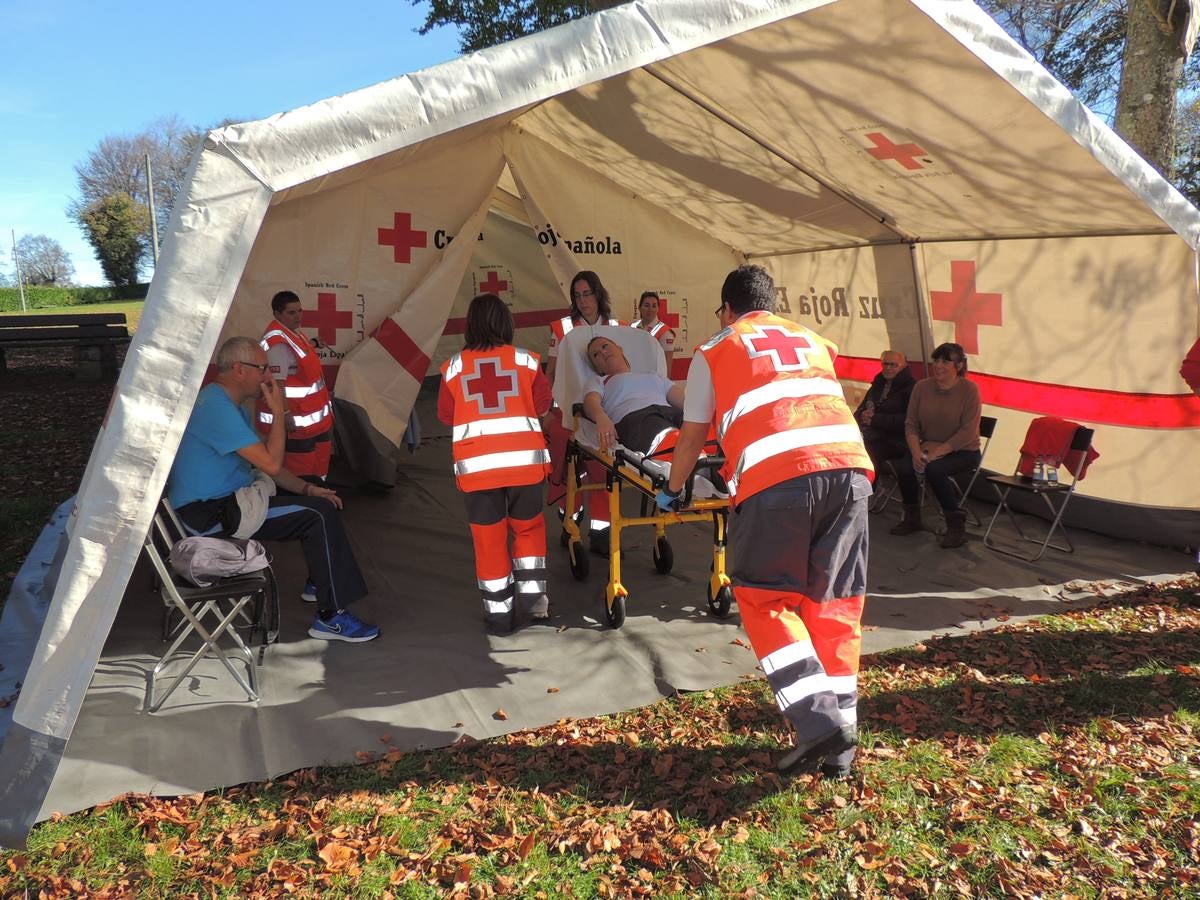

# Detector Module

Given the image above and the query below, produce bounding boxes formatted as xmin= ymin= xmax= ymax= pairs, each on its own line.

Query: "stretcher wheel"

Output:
xmin=604 ymin=592 xmax=626 ymax=628
xmin=707 ymin=584 xmax=733 ymax=618
xmin=568 ymin=541 xmax=589 ymax=581
xmin=652 ymin=537 xmax=674 ymax=574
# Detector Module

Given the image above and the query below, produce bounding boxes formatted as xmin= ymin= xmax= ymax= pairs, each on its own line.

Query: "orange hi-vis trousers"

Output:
xmin=728 ymin=469 xmax=870 ymax=744
xmin=463 ymin=482 xmax=548 ymax=630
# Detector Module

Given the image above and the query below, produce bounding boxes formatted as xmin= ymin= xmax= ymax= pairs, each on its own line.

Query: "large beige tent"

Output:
xmin=2 ymin=0 xmax=1199 ymax=846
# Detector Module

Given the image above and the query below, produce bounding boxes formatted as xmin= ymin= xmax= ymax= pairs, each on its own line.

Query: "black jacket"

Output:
xmin=854 ymin=367 xmax=915 ymax=440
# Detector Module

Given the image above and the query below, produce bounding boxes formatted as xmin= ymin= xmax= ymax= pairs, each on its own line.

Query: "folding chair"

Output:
xmin=983 ymin=424 xmax=1095 ymax=562
xmin=143 ymin=500 xmax=276 ymax=712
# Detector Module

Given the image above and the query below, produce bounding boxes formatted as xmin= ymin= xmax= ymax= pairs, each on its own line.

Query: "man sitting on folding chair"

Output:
xmin=167 ymin=336 xmax=380 ymax=643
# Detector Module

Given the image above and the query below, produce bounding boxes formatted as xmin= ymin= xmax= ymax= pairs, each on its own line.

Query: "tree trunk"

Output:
xmin=1114 ymin=0 xmax=1188 ymax=178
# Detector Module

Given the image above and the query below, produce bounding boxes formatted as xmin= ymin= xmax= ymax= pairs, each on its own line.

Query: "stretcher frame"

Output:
xmin=560 ymin=414 xmax=733 ymax=629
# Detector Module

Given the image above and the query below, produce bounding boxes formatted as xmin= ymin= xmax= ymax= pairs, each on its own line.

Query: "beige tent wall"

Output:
xmin=766 ymin=233 xmax=1200 ymax=516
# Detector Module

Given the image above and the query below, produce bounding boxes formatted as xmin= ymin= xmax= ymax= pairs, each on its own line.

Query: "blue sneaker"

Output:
xmin=301 ymin=580 xmax=318 ymax=603
xmin=308 ymin=610 xmax=380 ymax=643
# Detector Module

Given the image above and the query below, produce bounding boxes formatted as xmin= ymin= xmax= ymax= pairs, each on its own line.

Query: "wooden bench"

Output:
xmin=0 ymin=313 xmax=131 ymax=380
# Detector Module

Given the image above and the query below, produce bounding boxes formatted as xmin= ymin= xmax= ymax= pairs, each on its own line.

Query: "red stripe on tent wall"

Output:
xmin=835 ymin=355 xmax=1200 ymax=429
xmin=374 ymin=318 xmax=431 ymax=383
xmin=442 ymin=307 xmax=570 ymax=335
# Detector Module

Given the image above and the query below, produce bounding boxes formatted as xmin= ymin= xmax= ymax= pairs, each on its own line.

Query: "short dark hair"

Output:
xmin=569 ymin=271 xmax=612 ymax=321
xmin=720 ymin=265 xmax=776 ymax=315
xmin=639 ymin=291 xmax=659 ymax=303
xmin=271 ymin=290 xmax=300 ymax=315
xmin=464 ymin=293 xmax=514 ymax=350
xmin=931 ymin=342 xmax=968 ymax=375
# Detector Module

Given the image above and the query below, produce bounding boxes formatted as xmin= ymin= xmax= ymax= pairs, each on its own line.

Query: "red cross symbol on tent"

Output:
xmin=463 ymin=359 xmax=519 ymax=414
xmin=478 ymin=270 xmax=509 ymax=295
xmin=929 ymin=260 xmax=1002 ymax=355
xmin=657 ymin=298 xmax=680 ymax=329
xmin=378 ymin=211 xmax=428 ymax=263
xmin=302 ymin=292 xmax=353 ymax=347
xmin=741 ymin=325 xmax=815 ymax=371
xmin=865 ymin=132 xmax=928 ymax=171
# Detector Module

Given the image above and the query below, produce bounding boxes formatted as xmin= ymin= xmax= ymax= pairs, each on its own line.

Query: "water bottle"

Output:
xmin=1046 ymin=461 xmax=1058 ymax=485
xmin=1033 ymin=455 xmax=1045 ymax=484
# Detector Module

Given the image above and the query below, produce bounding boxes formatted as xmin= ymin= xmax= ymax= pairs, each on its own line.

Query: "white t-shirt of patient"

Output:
xmin=584 ymin=372 xmax=674 ymax=425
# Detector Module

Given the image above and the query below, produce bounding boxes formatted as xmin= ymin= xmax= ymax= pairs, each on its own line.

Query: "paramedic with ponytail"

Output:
xmin=439 ymin=293 xmax=554 ymax=634
xmin=543 ymin=270 xmax=624 ymax=558
xmin=657 ymin=265 xmax=872 ymax=779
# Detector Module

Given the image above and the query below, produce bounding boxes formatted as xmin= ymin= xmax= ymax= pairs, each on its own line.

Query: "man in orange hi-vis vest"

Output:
xmin=439 ymin=294 xmax=554 ymax=635
xmin=259 ymin=291 xmax=334 ymax=481
xmin=658 ymin=265 xmax=874 ymax=779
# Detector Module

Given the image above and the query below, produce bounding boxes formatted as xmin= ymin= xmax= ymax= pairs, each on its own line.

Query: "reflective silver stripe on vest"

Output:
xmin=455 ymin=449 xmax=550 ymax=476
xmin=452 ymin=415 xmax=541 ymax=443
xmin=719 ymin=377 xmax=845 ymax=441
xmin=444 ymin=352 xmax=463 ymax=382
xmin=284 ymin=381 xmax=326 ymax=398
xmin=485 ymin=598 xmax=513 ymax=614
xmin=290 ymin=403 xmax=333 ymax=428
xmin=513 ymin=349 xmax=538 ymax=372
xmin=515 ymin=579 xmax=547 ymax=594
xmin=727 ymin=423 xmax=863 ymax=495
xmin=646 ymin=428 xmax=674 ymax=457
xmin=827 ymin=674 xmax=858 ymax=695
xmin=774 ymin=671 xmax=834 ymax=713
xmin=513 ymin=556 xmax=546 ymax=570
xmin=760 ymin=640 xmax=817 ymax=675
xmin=558 ymin=316 xmax=574 ymax=335
xmin=261 ymin=328 xmax=308 ymax=358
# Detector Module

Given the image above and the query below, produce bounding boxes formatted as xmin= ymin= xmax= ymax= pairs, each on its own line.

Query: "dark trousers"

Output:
xmin=177 ymin=494 xmax=367 ymax=615
xmin=894 ymin=449 xmax=982 ymax=511
xmin=862 ymin=434 xmax=908 ymax=472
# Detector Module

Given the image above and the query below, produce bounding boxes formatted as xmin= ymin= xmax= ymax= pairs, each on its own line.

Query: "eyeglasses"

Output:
xmin=240 ymin=361 xmax=269 ymax=372
xmin=714 ymin=304 xmax=726 ymax=317
xmin=572 ymin=289 xmax=595 ymax=300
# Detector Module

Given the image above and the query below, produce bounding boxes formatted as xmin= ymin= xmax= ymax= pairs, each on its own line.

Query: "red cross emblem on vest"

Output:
xmin=378 ymin=211 xmax=428 ymax=264
xmin=929 ymin=260 xmax=1002 ymax=354
xmin=742 ymin=325 xmax=816 ymax=372
xmin=463 ymin=359 xmax=519 ymax=414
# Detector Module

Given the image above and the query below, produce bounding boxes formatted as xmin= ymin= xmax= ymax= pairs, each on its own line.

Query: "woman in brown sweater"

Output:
xmin=890 ymin=342 xmax=981 ymax=548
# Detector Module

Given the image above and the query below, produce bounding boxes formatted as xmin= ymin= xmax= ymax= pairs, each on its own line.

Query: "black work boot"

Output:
xmin=940 ymin=509 xmax=968 ymax=549
xmin=777 ymin=724 xmax=858 ymax=776
xmin=889 ymin=503 xmax=923 ymax=536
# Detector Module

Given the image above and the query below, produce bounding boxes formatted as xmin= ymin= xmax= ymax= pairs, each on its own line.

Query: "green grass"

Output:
xmin=0 ymin=299 xmax=145 ymax=332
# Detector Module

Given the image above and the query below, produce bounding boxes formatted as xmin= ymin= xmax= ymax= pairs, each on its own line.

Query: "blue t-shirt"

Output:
xmin=168 ymin=383 xmax=260 ymax=508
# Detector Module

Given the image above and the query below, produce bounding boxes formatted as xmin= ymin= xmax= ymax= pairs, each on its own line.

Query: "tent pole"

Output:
xmin=908 ymin=241 xmax=933 ymax=378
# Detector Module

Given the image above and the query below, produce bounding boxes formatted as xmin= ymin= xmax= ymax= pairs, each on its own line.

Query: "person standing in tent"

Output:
xmin=890 ymin=342 xmax=981 ymax=549
xmin=543 ymin=270 xmax=624 ymax=558
xmin=169 ymin=336 xmax=379 ymax=643
xmin=632 ymin=291 xmax=676 ymax=370
xmin=258 ymin=290 xmax=334 ymax=482
xmin=439 ymin=293 xmax=554 ymax=634
xmin=656 ymin=265 xmax=871 ymax=778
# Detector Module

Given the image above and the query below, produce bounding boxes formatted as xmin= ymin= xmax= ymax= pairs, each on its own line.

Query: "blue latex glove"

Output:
xmin=655 ymin=488 xmax=682 ymax=512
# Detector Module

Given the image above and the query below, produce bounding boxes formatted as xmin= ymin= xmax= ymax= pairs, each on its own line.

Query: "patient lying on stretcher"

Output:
xmin=583 ymin=336 xmax=684 ymax=456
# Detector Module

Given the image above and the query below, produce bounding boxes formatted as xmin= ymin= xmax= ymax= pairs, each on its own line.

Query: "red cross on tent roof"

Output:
xmin=478 ymin=270 xmax=509 ymax=295
xmin=302 ymin=292 xmax=352 ymax=347
xmin=929 ymin=260 xmax=1002 ymax=355
xmin=378 ymin=211 xmax=428 ymax=264
xmin=742 ymin=325 xmax=815 ymax=371
xmin=463 ymin=359 xmax=519 ymax=414
xmin=865 ymin=132 xmax=928 ymax=171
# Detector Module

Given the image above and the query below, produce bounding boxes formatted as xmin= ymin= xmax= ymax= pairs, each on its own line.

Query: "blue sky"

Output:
xmin=0 ymin=1 xmax=462 ymax=286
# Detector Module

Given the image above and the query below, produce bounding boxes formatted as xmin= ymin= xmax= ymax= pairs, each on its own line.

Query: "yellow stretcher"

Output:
xmin=552 ymin=325 xmax=732 ymax=628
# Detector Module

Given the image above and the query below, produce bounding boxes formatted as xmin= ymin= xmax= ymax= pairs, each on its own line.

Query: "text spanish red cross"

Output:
xmin=865 ymin=132 xmax=928 ymax=171
xmin=302 ymin=292 xmax=353 ymax=347
xmin=745 ymin=327 xmax=815 ymax=370
xmin=478 ymin=271 xmax=509 ymax=295
xmin=378 ymin=212 xmax=428 ymax=263
xmin=929 ymin=260 xmax=1002 ymax=355
xmin=464 ymin=360 xmax=518 ymax=413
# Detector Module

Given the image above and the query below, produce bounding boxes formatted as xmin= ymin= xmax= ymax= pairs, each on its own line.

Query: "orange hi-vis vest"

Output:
xmin=550 ymin=314 xmax=622 ymax=342
xmin=258 ymin=320 xmax=334 ymax=470
xmin=442 ymin=346 xmax=551 ymax=492
xmin=698 ymin=311 xmax=873 ymax=503
xmin=634 ymin=319 xmax=669 ymax=339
